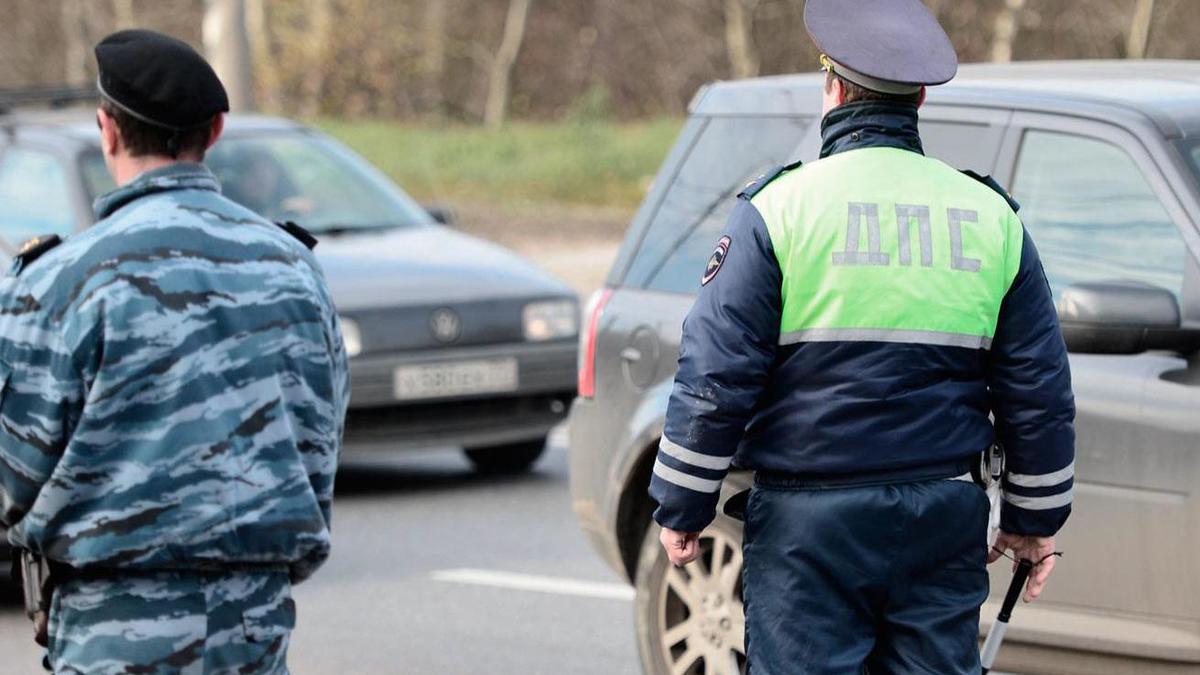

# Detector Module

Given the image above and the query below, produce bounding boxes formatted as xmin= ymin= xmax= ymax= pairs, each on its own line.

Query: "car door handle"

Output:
xmin=620 ymin=347 xmax=643 ymax=363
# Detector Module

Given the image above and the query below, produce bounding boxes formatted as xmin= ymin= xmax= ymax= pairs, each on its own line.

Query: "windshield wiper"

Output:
xmin=316 ymin=223 xmax=408 ymax=236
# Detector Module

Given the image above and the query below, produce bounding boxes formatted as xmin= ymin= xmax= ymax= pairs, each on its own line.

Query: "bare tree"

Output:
xmin=303 ymin=0 xmax=334 ymax=118
xmin=112 ymin=0 xmax=135 ymax=29
xmin=1126 ymin=0 xmax=1156 ymax=58
xmin=724 ymin=0 xmax=760 ymax=79
xmin=422 ymin=0 xmax=449 ymax=113
xmin=61 ymin=0 xmax=91 ymax=85
xmin=484 ymin=0 xmax=533 ymax=129
xmin=203 ymin=0 xmax=254 ymax=111
xmin=990 ymin=0 xmax=1027 ymax=63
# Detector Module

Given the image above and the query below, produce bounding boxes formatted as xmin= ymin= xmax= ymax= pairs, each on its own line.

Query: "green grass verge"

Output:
xmin=319 ymin=118 xmax=682 ymax=209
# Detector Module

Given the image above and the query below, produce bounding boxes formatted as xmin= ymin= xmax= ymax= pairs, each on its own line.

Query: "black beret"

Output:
xmin=805 ymin=0 xmax=957 ymax=94
xmin=95 ymin=29 xmax=229 ymax=130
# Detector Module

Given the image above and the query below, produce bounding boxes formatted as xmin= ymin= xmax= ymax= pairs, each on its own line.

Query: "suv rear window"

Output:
xmin=624 ymin=116 xmax=811 ymax=294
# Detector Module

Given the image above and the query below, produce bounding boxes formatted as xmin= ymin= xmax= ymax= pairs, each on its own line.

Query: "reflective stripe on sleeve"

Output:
xmin=778 ymin=328 xmax=992 ymax=350
xmin=1003 ymin=489 xmax=1073 ymax=511
xmin=659 ymin=437 xmax=734 ymax=472
xmin=1006 ymin=461 xmax=1074 ymax=489
xmin=653 ymin=458 xmax=722 ymax=494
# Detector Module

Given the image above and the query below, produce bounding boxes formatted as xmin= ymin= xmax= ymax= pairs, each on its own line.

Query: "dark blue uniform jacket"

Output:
xmin=650 ymin=102 xmax=1076 ymax=537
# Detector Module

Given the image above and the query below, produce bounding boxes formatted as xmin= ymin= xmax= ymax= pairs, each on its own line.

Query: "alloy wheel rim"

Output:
xmin=656 ymin=529 xmax=747 ymax=675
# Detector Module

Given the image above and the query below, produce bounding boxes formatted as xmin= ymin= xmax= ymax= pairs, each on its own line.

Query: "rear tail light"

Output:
xmin=578 ymin=288 xmax=613 ymax=399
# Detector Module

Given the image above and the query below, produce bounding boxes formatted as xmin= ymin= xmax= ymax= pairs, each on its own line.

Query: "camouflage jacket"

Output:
xmin=0 ymin=163 xmax=348 ymax=583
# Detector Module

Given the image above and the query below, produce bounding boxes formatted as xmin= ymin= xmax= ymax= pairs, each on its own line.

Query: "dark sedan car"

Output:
xmin=570 ymin=61 xmax=1200 ymax=675
xmin=0 ymin=110 xmax=578 ymax=564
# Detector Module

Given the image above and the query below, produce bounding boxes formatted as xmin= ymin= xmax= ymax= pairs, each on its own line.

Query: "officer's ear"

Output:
xmin=827 ymin=75 xmax=847 ymax=106
xmin=205 ymin=114 xmax=225 ymax=151
xmin=97 ymin=106 xmax=122 ymax=158
xmin=916 ymin=86 xmax=927 ymax=109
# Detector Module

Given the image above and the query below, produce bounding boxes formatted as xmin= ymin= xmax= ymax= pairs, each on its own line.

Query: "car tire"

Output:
xmin=634 ymin=515 xmax=748 ymax=675
xmin=462 ymin=438 xmax=547 ymax=474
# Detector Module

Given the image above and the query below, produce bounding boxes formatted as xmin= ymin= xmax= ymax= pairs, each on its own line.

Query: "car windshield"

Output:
xmin=81 ymin=129 xmax=432 ymax=233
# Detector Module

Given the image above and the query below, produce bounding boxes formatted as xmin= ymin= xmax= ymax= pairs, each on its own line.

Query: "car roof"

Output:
xmin=691 ymin=60 xmax=1200 ymax=139
xmin=0 ymin=110 xmax=306 ymax=151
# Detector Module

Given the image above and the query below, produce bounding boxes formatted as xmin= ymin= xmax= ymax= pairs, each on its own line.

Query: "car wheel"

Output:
xmin=462 ymin=438 xmax=547 ymax=474
xmin=635 ymin=516 xmax=748 ymax=675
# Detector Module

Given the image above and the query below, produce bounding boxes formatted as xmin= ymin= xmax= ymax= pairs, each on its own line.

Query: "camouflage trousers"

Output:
xmin=45 ymin=569 xmax=295 ymax=675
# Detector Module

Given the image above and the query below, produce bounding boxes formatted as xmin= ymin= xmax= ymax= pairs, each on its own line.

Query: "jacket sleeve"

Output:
xmin=0 ymin=283 xmax=82 ymax=530
xmin=289 ymin=287 xmax=349 ymax=584
xmin=649 ymin=198 xmax=782 ymax=532
xmin=988 ymin=226 xmax=1076 ymax=537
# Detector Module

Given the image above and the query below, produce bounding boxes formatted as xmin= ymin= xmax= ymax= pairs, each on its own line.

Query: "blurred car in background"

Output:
xmin=569 ymin=61 xmax=1200 ymax=675
xmin=0 ymin=93 xmax=579 ymax=573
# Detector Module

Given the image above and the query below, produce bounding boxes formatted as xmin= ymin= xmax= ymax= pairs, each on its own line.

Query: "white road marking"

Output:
xmin=431 ymin=568 xmax=635 ymax=601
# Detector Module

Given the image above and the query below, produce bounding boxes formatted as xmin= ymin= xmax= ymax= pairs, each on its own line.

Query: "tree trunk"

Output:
xmin=724 ymin=0 xmax=759 ymax=79
xmin=422 ymin=0 xmax=449 ymax=113
xmin=989 ymin=0 xmax=1027 ymax=63
xmin=203 ymin=0 xmax=254 ymax=112
xmin=299 ymin=0 xmax=334 ymax=118
xmin=112 ymin=0 xmax=135 ymax=29
xmin=1126 ymin=0 xmax=1156 ymax=58
xmin=61 ymin=0 xmax=90 ymax=85
xmin=483 ymin=0 xmax=533 ymax=129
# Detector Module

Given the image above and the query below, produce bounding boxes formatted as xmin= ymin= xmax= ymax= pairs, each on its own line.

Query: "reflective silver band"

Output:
xmin=779 ymin=328 xmax=993 ymax=350
xmin=653 ymin=458 xmax=722 ymax=494
xmin=1003 ymin=489 xmax=1073 ymax=511
xmin=659 ymin=437 xmax=733 ymax=472
xmin=1007 ymin=461 xmax=1074 ymax=488
xmin=827 ymin=58 xmax=923 ymax=96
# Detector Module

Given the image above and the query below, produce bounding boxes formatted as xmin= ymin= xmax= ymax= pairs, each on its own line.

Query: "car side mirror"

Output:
xmin=1057 ymin=281 xmax=1200 ymax=355
xmin=424 ymin=204 xmax=457 ymax=226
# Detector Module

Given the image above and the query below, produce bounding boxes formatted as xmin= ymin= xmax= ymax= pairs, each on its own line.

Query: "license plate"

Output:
xmin=393 ymin=358 xmax=519 ymax=401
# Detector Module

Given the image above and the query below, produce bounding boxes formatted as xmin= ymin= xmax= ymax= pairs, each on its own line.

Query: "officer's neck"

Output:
xmin=110 ymin=153 xmax=203 ymax=188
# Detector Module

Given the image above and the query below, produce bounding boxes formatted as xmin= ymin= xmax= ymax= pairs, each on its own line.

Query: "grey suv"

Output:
xmin=569 ymin=61 xmax=1200 ymax=675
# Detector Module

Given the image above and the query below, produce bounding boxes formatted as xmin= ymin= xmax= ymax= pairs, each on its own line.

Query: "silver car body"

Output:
xmin=570 ymin=61 xmax=1200 ymax=673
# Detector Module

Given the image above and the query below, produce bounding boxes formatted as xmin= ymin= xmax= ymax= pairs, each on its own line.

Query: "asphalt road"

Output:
xmin=0 ymin=428 xmax=642 ymax=675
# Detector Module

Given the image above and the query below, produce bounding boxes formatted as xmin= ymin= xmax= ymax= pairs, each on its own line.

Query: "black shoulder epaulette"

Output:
xmin=961 ymin=169 xmax=1020 ymax=213
xmin=11 ymin=234 xmax=63 ymax=276
xmin=276 ymin=221 xmax=318 ymax=250
xmin=738 ymin=160 xmax=804 ymax=200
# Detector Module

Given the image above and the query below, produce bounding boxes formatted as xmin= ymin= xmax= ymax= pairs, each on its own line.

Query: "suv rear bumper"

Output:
xmin=343 ymin=341 xmax=576 ymax=454
xmin=567 ymin=397 xmax=629 ymax=576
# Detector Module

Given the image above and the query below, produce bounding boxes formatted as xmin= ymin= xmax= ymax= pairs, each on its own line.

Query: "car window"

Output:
xmin=920 ymin=120 xmax=996 ymax=174
xmin=1012 ymin=130 xmax=1186 ymax=299
xmin=0 ymin=147 xmax=76 ymax=243
xmin=626 ymin=116 xmax=811 ymax=294
xmin=81 ymin=130 xmax=433 ymax=233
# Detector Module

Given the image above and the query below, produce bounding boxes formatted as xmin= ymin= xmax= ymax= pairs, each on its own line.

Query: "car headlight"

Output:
xmin=523 ymin=299 xmax=578 ymax=342
xmin=340 ymin=317 xmax=363 ymax=357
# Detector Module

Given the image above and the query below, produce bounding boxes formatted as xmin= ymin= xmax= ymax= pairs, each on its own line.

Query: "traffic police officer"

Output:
xmin=0 ymin=30 xmax=348 ymax=674
xmin=649 ymin=1 xmax=1075 ymax=672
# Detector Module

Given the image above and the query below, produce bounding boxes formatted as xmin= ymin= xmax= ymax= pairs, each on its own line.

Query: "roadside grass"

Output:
xmin=318 ymin=118 xmax=682 ymax=209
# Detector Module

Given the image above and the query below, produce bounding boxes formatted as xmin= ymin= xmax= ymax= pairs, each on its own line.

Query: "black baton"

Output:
xmin=980 ymin=557 xmax=1034 ymax=674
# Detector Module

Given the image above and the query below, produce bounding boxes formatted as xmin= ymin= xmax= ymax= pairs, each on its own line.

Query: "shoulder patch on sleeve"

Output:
xmin=738 ymin=160 xmax=804 ymax=200
xmin=276 ymin=221 xmax=319 ymax=250
xmin=701 ymin=235 xmax=732 ymax=286
xmin=11 ymin=234 xmax=63 ymax=276
xmin=960 ymin=169 xmax=1020 ymax=213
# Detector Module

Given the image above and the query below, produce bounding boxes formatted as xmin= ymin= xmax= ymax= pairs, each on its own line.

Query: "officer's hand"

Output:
xmin=988 ymin=531 xmax=1057 ymax=603
xmin=659 ymin=527 xmax=700 ymax=567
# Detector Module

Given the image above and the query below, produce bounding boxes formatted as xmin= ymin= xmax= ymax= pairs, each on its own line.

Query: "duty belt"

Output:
xmin=754 ymin=455 xmax=984 ymax=491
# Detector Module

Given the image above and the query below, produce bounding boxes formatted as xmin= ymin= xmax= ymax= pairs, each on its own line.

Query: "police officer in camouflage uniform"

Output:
xmin=0 ymin=30 xmax=348 ymax=674
xmin=650 ymin=1 xmax=1075 ymax=673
